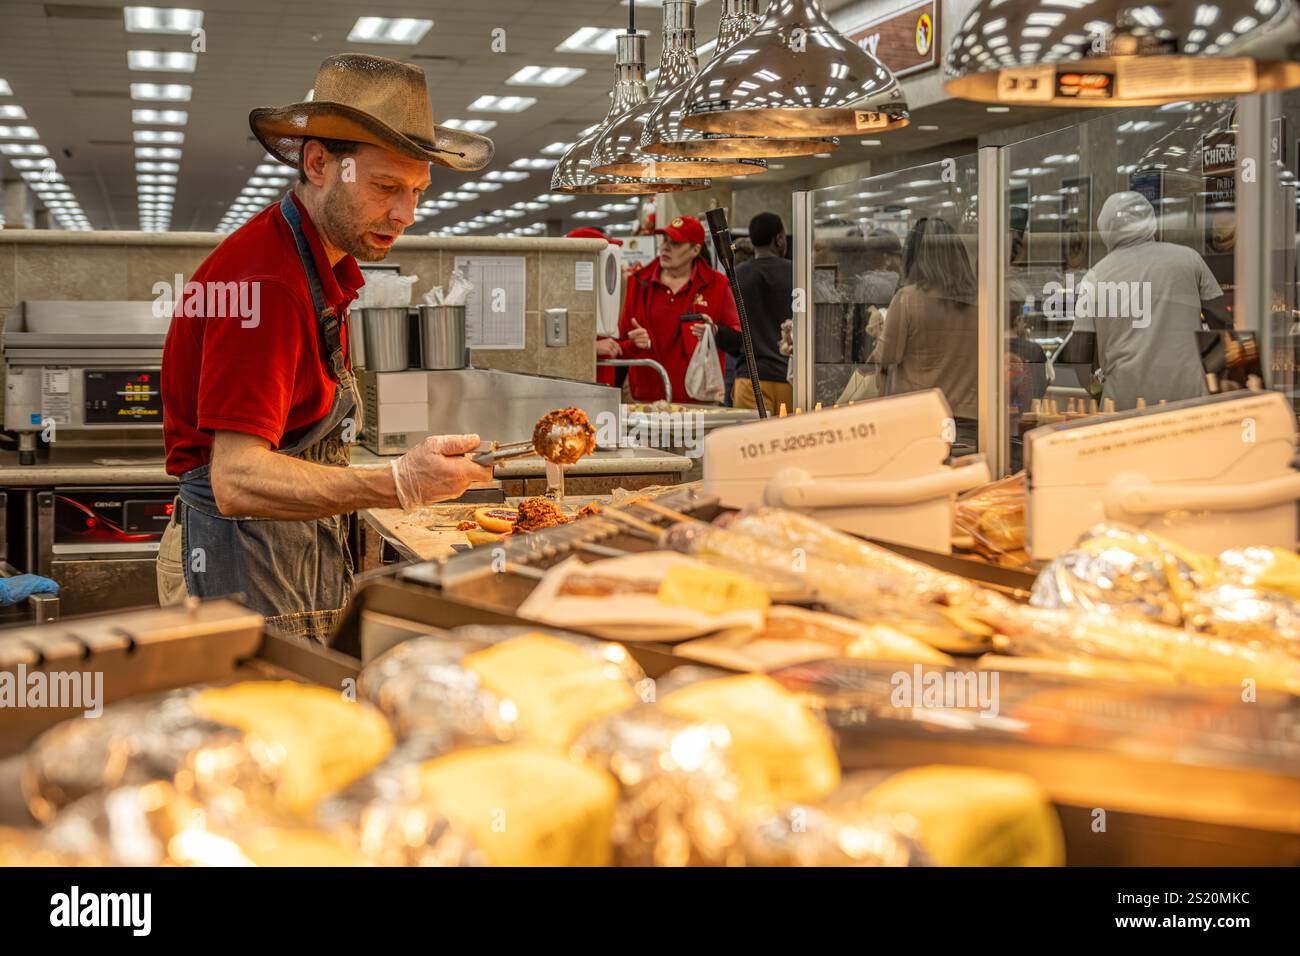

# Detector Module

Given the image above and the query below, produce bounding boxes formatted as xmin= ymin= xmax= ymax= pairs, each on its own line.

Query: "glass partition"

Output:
xmin=1270 ymin=89 xmax=1300 ymax=410
xmin=1001 ymin=101 xmax=1238 ymax=472
xmin=808 ymin=154 xmax=981 ymax=456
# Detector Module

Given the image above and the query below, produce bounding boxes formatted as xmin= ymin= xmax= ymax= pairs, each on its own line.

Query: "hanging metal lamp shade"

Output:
xmin=679 ymin=0 xmax=910 ymax=138
xmin=944 ymin=0 xmax=1300 ymax=106
xmin=551 ymin=33 xmax=709 ymax=195
xmin=643 ymin=0 xmax=839 ymax=160
xmin=590 ymin=0 xmax=768 ymax=179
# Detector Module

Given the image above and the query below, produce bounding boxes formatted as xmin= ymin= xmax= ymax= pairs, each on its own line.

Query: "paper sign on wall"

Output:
xmin=575 ymin=260 xmax=594 ymax=291
xmin=452 ymin=256 xmax=527 ymax=350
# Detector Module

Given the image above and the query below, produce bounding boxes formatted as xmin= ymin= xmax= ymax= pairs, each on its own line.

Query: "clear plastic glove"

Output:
xmin=390 ymin=434 xmax=493 ymax=511
xmin=0 ymin=574 xmax=59 ymax=606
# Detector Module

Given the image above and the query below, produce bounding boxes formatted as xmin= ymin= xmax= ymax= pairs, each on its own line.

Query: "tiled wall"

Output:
xmin=0 ymin=232 xmax=603 ymax=426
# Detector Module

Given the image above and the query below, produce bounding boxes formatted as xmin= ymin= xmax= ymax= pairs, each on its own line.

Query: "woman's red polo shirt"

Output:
xmin=615 ymin=257 xmax=739 ymax=403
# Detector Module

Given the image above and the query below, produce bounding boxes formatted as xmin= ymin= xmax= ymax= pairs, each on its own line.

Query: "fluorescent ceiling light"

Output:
xmin=0 ymin=143 xmax=46 ymax=155
xmin=124 ymin=7 xmax=204 ymax=34
xmin=0 ymin=125 xmax=38 ymax=139
xmin=9 ymin=157 xmax=54 ymax=170
xmin=136 ymin=146 xmax=183 ymax=159
xmin=556 ymin=27 xmax=628 ymax=54
xmin=538 ymin=193 xmax=575 ymax=203
xmin=0 ymin=80 xmax=11 ymax=95
xmin=510 ymin=157 xmax=558 ymax=169
xmin=137 ymin=161 xmax=179 ymax=172
xmin=139 ymin=184 xmax=175 ymax=194
xmin=540 ymin=141 xmax=573 ymax=156
xmin=134 ymin=129 xmax=184 ymax=144
xmin=468 ymin=95 xmax=536 ymax=113
xmin=484 ymin=170 xmax=528 ymax=182
xmin=463 ymin=181 xmax=502 ymax=192
xmin=507 ymin=65 xmax=586 ymax=87
xmin=133 ymin=109 xmax=188 ymax=124
xmin=573 ymin=210 xmax=608 ymax=220
xmin=441 ymin=118 xmax=497 ymax=133
xmin=255 ymin=164 xmax=286 ymax=175
xmin=0 ymin=105 xmax=27 ymax=120
xmin=130 ymin=83 xmax=192 ymax=102
xmin=128 ymin=50 xmax=197 ymax=72
xmin=347 ymin=17 xmax=433 ymax=45
xmin=137 ymin=173 xmax=178 ymax=184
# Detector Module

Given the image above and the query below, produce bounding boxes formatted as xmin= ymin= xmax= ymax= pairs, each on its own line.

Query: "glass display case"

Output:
xmin=791 ymin=93 xmax=1297 ymax=478
xmin=802 ymin=154 xmax=981 ymax=456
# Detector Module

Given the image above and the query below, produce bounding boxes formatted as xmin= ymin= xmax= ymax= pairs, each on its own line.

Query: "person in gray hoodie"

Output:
xmin=1059 ymin=190 xmax=1230 ymax=410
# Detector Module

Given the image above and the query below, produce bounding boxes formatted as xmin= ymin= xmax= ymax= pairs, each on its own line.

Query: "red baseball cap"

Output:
xmin=566 ymin=226 xmax=623 ymax=246
xmin=655 ymin=214 xmax=706 ymax=245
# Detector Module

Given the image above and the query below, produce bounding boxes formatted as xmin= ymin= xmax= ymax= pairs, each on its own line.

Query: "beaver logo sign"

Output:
xmin=915 ymin=12 xmax=933 ymax=56
xmin=849 ymin=0 xmax=940 ymax=79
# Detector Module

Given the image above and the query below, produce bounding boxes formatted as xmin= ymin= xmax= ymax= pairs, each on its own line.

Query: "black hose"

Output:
xmin=705 ymin=208 xmax=768 ymax=417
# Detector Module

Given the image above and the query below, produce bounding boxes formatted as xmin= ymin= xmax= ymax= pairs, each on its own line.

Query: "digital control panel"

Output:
xmin=83 ymin=369 xmax=162 ymax=425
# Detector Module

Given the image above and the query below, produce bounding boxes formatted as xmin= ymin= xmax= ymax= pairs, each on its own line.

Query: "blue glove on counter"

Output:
xmin=0 ymin=574 xmax=59 ymax=606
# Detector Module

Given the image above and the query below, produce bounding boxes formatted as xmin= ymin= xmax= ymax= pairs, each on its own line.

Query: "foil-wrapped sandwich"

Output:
xmin=1031 ymin=524 xmax=1300 ymax=651
xmin=571 ymin=707 xmax=745 ymax=867
xmin=360 ymin=627 xmax=651 ymax=749
xmin=315 ymin=738 xmax=487 ymax=867
xmin=319 ymin=740 xmax=619 ymax=867
xmin=23 ymin=681 xmax=394 ymax=824
xmin=38 ymin=781 xmax=367 ymax=866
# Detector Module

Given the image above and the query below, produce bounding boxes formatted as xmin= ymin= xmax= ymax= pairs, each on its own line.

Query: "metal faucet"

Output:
xmin=598 ymin=358 xmax=673 ymax=405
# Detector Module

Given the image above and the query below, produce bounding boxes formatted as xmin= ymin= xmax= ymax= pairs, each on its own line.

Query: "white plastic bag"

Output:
xmin=685 ymin=328 xmax=726 ymax=403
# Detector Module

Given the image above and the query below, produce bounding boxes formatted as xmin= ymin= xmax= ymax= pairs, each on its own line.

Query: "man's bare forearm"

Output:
xmin=211 ymin=433 xmax=398 ymax=519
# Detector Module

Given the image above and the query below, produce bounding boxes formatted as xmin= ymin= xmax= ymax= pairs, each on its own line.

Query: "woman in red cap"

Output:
xmin=615 ymin=215 xmax=739 ymax=404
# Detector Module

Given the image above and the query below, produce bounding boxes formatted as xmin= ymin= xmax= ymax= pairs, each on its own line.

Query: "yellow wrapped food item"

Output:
xmin=462 ymin=634 xmax=638 ymax=747
xmin=1218 ymin=546 xmax=1300 ymax=601
xmin=190 ymin=681 xmax=394 ymax=816
xmin=661 ymin=675 xmax=840 ymax=809
xmin=860 ymin=766 xmax=1065 ymax=867
xmin=415 ymin=745 xmax=617 ymax=866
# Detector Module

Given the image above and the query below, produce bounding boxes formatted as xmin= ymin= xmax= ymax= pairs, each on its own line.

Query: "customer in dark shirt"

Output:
xmin=694 ymin=211 xmax=794 ymax=411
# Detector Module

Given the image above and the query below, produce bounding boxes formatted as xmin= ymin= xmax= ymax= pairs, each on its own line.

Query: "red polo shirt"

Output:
xmin=162 ymin=193 xmax=362 ymax=476
xmin=616 ymin=257 xmax=739 ymax=403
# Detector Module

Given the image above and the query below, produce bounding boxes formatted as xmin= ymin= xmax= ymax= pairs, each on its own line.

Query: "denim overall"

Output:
xmin=176 ymin=193 xmax=361 ymax=643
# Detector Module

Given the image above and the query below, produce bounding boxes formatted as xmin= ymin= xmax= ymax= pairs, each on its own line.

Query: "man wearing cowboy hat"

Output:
xmin=157 ymin=54 xmax=495 ymax=642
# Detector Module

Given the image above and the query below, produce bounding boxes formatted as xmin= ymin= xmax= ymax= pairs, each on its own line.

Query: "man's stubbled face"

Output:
xmin=311 ymin=143 xmax=431 ymax=262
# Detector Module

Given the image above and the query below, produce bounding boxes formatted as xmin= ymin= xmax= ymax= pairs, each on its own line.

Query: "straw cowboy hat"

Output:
xmin=250 ymin=53 xmax=494 ymax=173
